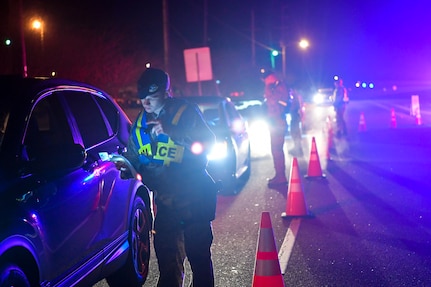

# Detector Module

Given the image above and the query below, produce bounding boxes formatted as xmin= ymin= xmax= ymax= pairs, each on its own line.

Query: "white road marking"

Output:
xmin=278 ymin=218 xmax=301 ymax=274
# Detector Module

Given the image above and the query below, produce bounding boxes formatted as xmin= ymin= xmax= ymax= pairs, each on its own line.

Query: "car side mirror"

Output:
xmin=27 ymin=143 xmax=87 ymax=174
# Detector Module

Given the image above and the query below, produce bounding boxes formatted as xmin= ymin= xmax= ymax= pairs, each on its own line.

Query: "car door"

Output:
xmin=22 ymin=91 xmax=105 ymax=282
xmin=61 ymin=91 xmax=134 ymax=243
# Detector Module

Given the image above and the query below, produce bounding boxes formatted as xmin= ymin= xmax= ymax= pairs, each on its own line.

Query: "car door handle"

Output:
xmin=16 ymin=191 xmax=34 ymax=203
xmin=83 ymin=159 xmax=99 ymax=172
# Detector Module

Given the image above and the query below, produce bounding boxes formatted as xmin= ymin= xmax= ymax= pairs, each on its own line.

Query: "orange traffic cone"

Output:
xmin=252 ymin=212 xmax=285 ymax=287
xmin=305 ymin=137 xmax=326 ymax=178
xmin=390 ymin=108 xmax=397 ymax=128
xmin=282 ymin=157 xmax=308 ymax=217
xmin=358 ymin=112 xmax=367 ymax=132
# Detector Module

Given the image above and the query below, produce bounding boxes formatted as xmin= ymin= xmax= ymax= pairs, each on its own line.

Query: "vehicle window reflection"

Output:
xmin=203 ymin=108 xmax=220 ymax=127
xmin=24 ymin=95 xmax=73 ymax=160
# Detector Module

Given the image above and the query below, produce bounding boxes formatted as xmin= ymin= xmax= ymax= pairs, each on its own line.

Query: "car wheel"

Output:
xmin=0 ymin=264 xmax=31 ymax=287
xmin=106 ymin=195 xmax=151 ymax=287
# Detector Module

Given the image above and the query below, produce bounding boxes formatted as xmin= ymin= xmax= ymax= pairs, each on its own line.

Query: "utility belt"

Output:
xmin=153 ymin=170 xmax=218 ymax=222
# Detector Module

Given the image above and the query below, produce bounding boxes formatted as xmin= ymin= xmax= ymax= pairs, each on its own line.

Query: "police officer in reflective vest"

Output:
xmin=332 ymin=77 xmax=349 ymax=137
xmin=123 ymin=68 xmax=218 ymax=287
xmin=262 ymin=70 xmax=289 ymax=187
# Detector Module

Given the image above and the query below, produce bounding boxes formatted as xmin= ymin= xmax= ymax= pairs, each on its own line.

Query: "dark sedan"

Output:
xmin=184 ymin=96 xmax=251 ymax=195
xmin=0 ymin=76 xmax=152 ymax=287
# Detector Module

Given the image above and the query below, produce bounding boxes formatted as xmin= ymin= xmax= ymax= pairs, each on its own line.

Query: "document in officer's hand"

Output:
xmin=98 ymin=152 xmax=138 ymax=179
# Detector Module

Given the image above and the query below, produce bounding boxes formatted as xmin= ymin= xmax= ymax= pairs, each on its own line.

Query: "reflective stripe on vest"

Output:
xmin=132 ymin=104 xmax=188 ymax=166
xmin=172 ymin=104 xmax=187 ymax=126
xmin=135 ymin=112 xmax=152 ymax=156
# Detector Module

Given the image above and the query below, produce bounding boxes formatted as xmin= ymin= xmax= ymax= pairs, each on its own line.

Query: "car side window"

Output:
xmin=202 ymin=108 xmax=220 ymax=127
xmin=62 ymin=92 xmax=111 ymax=148
xmin=225 ymin=102 xmax=241 ymax=126
xmin=24 ymin=95 xmax=74 ymax=160
xmin=93 ymin=95 xmax=119 ymax=135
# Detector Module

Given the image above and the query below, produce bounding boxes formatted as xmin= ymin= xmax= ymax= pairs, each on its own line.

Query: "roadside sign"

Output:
xmin=183 ymin=47 xmax=213 ymax=83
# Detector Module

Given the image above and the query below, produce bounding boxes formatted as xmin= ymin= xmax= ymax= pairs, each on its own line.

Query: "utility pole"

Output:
xmin=203 ymin=0 xmax=208 ymax=45
xmin=18 ymin=0 xmax=28 ymax=77
xmin=280 ymin=4 xmax=288 ymax=79
xmin=251 ymin=9 xmax=256 ymax=66
xmin=162 ymin=0 xmax=169 ymax=73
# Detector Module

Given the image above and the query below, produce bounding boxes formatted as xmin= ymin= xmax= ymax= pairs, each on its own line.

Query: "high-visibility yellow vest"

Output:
xmin=132 ymin=105 xmax=187 ymax=166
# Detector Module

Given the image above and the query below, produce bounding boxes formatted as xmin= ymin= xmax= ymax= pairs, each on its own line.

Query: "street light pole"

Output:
xmin=280 ymin=39 xmax=309 ymax=79
xmin=32 ymin=19 xmax=44 ymax=51
xmin=281 ymin=41 xmax=286 ymax=78
xmin=18 ymin=0 xmax=28 ymax=77
xmin=162 ymin=0 xmax=169 ymax=74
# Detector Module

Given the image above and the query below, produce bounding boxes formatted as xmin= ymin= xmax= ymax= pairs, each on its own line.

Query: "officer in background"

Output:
xmin=332 ymin=77 xmax=349 ymax=137
xmin=288 ymin=88 xmax=304 ymax=156
xmin=262 ymin=70 xmax=289 ymax=187
xmin=120 ymin=67 xmax=218 ymax=287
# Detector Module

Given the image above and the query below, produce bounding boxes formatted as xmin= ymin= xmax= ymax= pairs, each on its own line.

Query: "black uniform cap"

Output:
xmin=260 ymin=69 xmax=274 ymax=80
xmin=137 ymin=68 xmax=170 ymax=99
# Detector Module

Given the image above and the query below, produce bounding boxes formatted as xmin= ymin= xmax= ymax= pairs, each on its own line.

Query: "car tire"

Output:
xmin=106 ymin=195 xmax=151 ymax=287
xmin=0 ymin=263 xmax=31 ymax=287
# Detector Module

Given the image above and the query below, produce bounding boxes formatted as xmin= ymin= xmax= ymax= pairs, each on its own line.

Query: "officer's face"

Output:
xmin=334 ymin=79 xmax=343 ymax=87
xmin=264 ymin=74 xmax=278 ymax=86
xmin=141 ymin=91 xmax=166 ymax=114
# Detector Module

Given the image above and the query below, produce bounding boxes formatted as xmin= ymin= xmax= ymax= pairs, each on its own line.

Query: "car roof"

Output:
xmin=317 ymin=88 xmax=334 ymax=93
xmin=181 ymin=95 xmax=228 ymax=104
xmin=0 ymin=75 xmax=106 ymax=108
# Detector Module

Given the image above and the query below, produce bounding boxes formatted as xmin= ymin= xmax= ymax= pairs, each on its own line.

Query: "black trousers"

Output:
xmin=335 ymin=104 xmax=347 ymax=136
xmin=154 ymin=205 xmax=214 ymax=287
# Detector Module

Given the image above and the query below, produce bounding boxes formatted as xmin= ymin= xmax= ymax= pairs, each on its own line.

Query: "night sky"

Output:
xmin=2 ymin=0 xmax=430 ymax=95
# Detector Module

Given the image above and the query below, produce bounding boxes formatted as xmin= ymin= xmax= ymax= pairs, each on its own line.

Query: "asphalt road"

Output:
xmin=96 ymin=90 xmax=431 ymax=286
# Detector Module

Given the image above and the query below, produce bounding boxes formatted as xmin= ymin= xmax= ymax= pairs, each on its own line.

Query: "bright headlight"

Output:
xmin=248 ymin=119 xmax=270 ymax=155
xmin=207 ymin=141 xmax=228 ymax=161
xmin=313 ymin=93 xmax=325 ymax=104
xmin=231 ymin=118 xmax=245 ymax=133
xmin=248 ymin=119 xmax=269 ymax=137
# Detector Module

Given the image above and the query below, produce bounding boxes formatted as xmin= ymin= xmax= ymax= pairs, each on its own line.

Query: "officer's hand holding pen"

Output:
xmin=146 ymin=120 xmax=165 ymax=136
xmin=146 ymin=120 xmax=193 ymax=150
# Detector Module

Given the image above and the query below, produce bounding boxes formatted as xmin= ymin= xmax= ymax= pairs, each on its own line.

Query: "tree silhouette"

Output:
xmin=50 ymin=25 xmax=162 ymax=98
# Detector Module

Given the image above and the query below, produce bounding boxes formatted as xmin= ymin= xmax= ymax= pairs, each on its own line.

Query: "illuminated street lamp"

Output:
xmin=32 ymin=19 xmax=42 ymax=29
xmin=298 ymin=39 xmax=310 ymax=50
xmin=281 ymin=38 xmax=310 ymax=78
xmin=31 ymin=18 xmax=44 ymax=50
xmin=19 ymin=16 xmax=45 ymax=77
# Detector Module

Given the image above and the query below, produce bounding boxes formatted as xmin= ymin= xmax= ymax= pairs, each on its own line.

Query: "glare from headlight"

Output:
xmin=248 ymin=119 xmax=271 ymax=156
xmin=231 ymin=118 xmax=245 ymax=133
xmin=313 ymin=93 xmax=325 ymax=104
xmin=207 ymin=141 xmax=228 ymax=161
xmin=248 ymin=119 xmax=268 ymax=136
